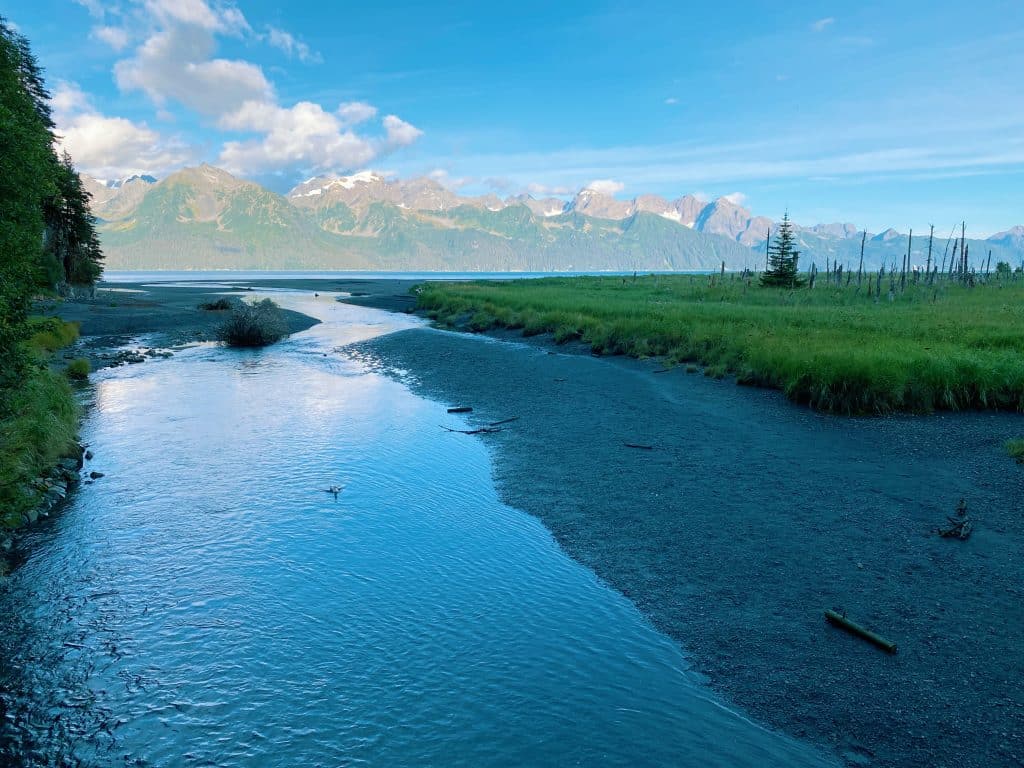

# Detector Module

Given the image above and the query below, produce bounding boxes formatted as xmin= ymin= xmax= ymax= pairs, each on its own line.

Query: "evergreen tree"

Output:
xmin=0 ymin=18 xmax=56 ymax=392
xmin=760 ymin=212 xmax=805 ymax=288
xmin=0 ymin=17 xmax=103 ymax=398
xmin=44 ymin=152 xmax=104 ymax=287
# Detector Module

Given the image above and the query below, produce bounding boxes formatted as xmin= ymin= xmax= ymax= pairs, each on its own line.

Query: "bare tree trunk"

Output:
xmin=926 ymin=224 xmax=934 ymax=279
xmin=857 ymin=231 xmax=866 ymax=286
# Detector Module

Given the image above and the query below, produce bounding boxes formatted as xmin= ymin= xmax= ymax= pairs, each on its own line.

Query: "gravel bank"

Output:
xmin=348 ymin=322 xmax=1024 ymax=768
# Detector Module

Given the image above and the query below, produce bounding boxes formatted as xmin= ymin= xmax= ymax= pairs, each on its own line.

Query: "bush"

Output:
xmin=1006 ymin=439 xmax=1024 ymax=464
xmin=199 ymin=297 xmax=233 ymax=311
xmin=27 ymin=317 xmax=79 ymax=354
xmin=217 ymin=298 xmax=288 ymax=347
xmin=65 ymin=357 xmax=90 ymax=380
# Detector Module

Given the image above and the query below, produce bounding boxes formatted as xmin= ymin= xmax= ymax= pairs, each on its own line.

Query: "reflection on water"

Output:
xmin=0 ymin=294 xmax=834 ymax=767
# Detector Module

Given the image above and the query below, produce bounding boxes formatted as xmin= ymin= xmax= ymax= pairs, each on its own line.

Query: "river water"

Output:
xmin=0 ymin=292 xmax=833 ymax=767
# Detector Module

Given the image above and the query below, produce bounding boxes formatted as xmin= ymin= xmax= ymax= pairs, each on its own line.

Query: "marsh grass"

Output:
xmin=417 ymin=275 xmax=1024 ymax=414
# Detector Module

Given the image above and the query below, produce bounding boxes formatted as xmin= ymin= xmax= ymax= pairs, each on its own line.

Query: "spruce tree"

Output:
xmin=760 ymin=212 xmax=804 ymax=288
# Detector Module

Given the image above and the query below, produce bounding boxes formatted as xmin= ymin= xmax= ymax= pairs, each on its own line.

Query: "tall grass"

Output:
xmin=26 ymin=316 xmax=79 ymax=354
xmin=1 ymin=316 xmax=83 ymax=526
xmin=0 ymin=367 xmax=81 ymax=526
xmin=416 ymin=275 xmax=1024 ymax=414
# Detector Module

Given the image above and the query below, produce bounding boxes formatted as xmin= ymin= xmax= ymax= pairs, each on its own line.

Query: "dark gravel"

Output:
xmin=349 ymin=323 xmax=1024 ymax=768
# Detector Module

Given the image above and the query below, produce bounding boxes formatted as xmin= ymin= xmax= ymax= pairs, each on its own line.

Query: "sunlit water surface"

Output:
xmin=0 ymin=294 xmax=833 ymax=767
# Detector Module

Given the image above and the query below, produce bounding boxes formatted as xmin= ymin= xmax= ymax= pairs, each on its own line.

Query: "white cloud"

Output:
xmin=584 ymin=178 xmax=625 ymax=195
xmin=217 ymin=101 xmax=421 ymax=175
xmin=74 ymin=0 xmax=106 ymax=19
xmin=264 ymin=26 xmax=321 ymax=64
xmin=721 ymin=191 xmax=747 ymax=205
xmin=93 ymin=25 xmax=130 ymax=51
xmin=75 ymin=0 xmax=422 ymax=179
xmin=428 ymin=168 xmax=471 ymax=190
xmin=51 ymin=81 xmax=195 ymax=178
xmin=382 ymin=115 xmax=423 ymax=148
xmin=811 ymin=17 xmax=835 ymax=32
xmin=115 ymin=23 xmax=273 ymax=115
xmin=338 ymin=101 xmax=377 ymax=126
xmin=664 ymin=97 xmax=679 ymax=105
xmin=51 ymin=82 xmax=93 ymax=122
xmin=141 ymin=0 xmax=246 ymax=33
xmin=527 ymin=182 xmax=572 ymax=196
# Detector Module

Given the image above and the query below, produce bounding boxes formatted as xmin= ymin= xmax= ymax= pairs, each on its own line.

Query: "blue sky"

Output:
xmin=8 ymin=0 xmax=1024 ymax=234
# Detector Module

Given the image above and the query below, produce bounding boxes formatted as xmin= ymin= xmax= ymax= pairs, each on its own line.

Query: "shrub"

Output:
xmin=27 ymin=317 xmax=79 ymax=354
xmin=198 ymin=297 xmax=234 ymax=311
xmin=1006 ymin=439 xmax=1024 ymax=464
xmin=217 ymin=298 xmax=288 ymax=347
xmin=65 ymin=358 xmax=90 ymax=380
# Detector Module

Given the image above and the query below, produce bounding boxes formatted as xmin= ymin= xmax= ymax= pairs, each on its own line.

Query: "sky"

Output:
xmin=7 ymin=0 xmax=1024 ymax=235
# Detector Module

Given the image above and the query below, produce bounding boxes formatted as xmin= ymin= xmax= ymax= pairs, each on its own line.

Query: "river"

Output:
xmin=0 ymin=291 xmax=833 ymax=767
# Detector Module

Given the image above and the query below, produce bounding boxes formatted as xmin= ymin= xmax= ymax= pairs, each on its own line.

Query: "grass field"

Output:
xmin=417 ymin=274 xmax=1024 ymax=414
xmin=1 ymin=317 xmax=82 ymax=527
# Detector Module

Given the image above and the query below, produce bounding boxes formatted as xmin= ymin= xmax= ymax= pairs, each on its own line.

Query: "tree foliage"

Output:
xmin=0 ymin=17 xmax=102 ymax=400
xmin=760 ymin=213 xmax=805 ymax=288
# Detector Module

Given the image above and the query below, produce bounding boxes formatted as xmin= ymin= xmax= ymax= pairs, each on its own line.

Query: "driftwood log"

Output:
xmin=447 ymin=406 xmax=473 ymax=413
xmin=440 ymin=425 xmax=502 ymax=435
xmin=825 ymin=609 xmax=898 ymax=653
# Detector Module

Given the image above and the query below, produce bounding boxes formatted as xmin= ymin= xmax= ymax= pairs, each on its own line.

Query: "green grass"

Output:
xmin=26 ymin=316 xmax=79 ymax=354
xmin=1006 ymin=439 xmax=1024 ymax=464
xmin=0 ymin=367 xmax=81 ymax=526
xmin=416 ymin=274 xmax=1024 ymax=414
xmin=65 ymin=357 xmax=90 ymax=380
xmin=1 ymin=316 xmax=84 ymax=527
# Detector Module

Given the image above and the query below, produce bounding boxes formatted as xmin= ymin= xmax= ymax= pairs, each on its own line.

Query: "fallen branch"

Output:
xmin=652 ymin=368 xmax=672 ymax=374
xmin=447 ymin=406 xmax=473 ymax=413
xmin=440 ymin=425 xmax=502 ymax=435
xmin=623 ymin=443 xmax=654 ymax=450
xmin=489 ymin=416 xmax=519 ymax=426
xmin=825 ymin=609 xmax=897 ymax=653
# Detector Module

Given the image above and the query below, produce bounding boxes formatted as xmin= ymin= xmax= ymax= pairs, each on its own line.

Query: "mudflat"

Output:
xmin=341 ymin=285 xmax=1024 ymax=768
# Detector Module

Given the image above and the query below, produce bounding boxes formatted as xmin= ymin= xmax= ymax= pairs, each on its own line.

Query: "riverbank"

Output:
xmin=415 ymin=275 xmax=1024 ymax=414
xmin=44 ymin=280 xmax=326 ymax=371
xmin=338 ymin=283 xmax=1024 ymax=767
xmin=1 ymin=280 xmax=326 ymax=570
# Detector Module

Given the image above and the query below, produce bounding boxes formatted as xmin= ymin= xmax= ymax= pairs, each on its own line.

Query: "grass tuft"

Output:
xmin=27 ymin=317 xmax=79 ymax=354
xmin=198 ymin=297 xmax=234 ymax=311
xmin=65 ymin=358 xmax=90 ymax=380
xmin=1006 ymin=439 xmax=1024 ymax=464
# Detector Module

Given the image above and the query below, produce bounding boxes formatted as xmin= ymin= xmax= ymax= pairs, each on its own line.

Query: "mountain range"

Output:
xmin=83 ymin=166 xmax=1024 ymax=273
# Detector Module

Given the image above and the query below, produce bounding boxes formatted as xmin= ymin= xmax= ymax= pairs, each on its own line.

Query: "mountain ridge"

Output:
xmin=85 ymin=165 xmax=1024 ymax=272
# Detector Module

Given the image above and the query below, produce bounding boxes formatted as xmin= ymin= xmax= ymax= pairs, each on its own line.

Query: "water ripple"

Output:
xmin=0 ymin=294 xmax=834 ymax=767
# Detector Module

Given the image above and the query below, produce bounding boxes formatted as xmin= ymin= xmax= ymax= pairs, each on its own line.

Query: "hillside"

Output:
xmin=87 ymin=166 xmax=1024 ymax=272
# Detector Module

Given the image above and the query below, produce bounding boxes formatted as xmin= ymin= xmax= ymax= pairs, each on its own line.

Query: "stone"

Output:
xmin=84 ymin=450 xmax=94 ymax=461
xmin=89 ymin=471 xmax=105 ymax=480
